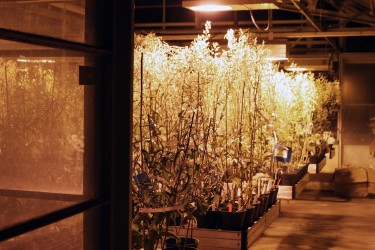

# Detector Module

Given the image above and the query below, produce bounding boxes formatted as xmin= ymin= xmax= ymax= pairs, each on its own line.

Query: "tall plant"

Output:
xmin=132 ymin=23 xmax=340 ymax=249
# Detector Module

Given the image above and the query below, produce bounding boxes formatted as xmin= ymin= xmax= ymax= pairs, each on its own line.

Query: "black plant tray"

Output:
xmin=171 ymin=201 xmax=280 ymax=250
xmin=279 ymin=165 xmax=308 ymax=186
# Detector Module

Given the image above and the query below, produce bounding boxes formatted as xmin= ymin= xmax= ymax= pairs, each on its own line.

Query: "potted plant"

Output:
xmin=131 ymin=25 xmax=343 ymax=249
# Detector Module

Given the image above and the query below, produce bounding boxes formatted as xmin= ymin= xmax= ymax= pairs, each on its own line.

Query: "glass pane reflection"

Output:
xmin=0 ymin=40 xmax=87 ymax=230
xmin=0 ymin=0 xmax=86 ymax=44
xmin=0 ymin=210 xmax=84 ymax=250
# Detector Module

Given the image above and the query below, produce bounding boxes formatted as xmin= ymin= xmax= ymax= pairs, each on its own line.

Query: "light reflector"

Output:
xmin=190 ymin=4 xmax=232 ymax=11
xmin=182 ymin=0 xmax=283 ymax=11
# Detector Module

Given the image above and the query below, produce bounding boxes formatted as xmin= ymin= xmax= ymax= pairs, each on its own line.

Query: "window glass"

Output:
xmin=0 ymin=206 xmax=103 ymax=250
xmin=0 ymin=1 xmax=90 ymax=45
xmin=0 ymin=48 xmax=84 ymax=193
xmin=0 ymin=192 xmax=81 ymax=230
xmin=341 ymin=61 xmax=375 ymax=168
xmin=0 ymin=211 xmax=84 ymax=250
xmin=0 ymin=40 xmax=91 ymax=229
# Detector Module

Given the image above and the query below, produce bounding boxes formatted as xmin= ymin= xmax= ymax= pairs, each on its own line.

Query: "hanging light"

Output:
xmin=188 ymin=4 xmax=232 ymax=11
xmin=284 ymin=56 xmax=330 ymax=71
xmin=182 ymin=0 xmax=284 ymax=11
xmin=264 ymin=43 xmax=288 ymax=61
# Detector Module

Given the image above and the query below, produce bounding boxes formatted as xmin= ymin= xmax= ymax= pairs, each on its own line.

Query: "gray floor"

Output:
xmin=251 ymin=190 xmax=375 ymax=250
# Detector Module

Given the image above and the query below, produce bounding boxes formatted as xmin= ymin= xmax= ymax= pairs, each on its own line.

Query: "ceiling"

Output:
xmin=0 ymin=0 xmax=374 ymax=72
xmin=134 ymin=0 xmax=375 ymax=71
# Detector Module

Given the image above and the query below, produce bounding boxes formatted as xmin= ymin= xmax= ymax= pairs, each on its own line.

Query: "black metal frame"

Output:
xmin=0 ymin=0 xmax=134 ymax=249
xmin=0 ymin=198 xmax=108 ymax=242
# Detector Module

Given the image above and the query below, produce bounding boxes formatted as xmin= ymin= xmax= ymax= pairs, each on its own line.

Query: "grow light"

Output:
xmin=285 ymin=67 xmax=307 ymax=72
xmin=182 ymin=0 xmax=284 ymax=11
xmin=284 ymin=56 xmax=330 ymax=71
xmin=17 ymin=58 xmax=55 ymax=63
xmin=263 ymin=43 xmax=288 ymax=61
xmin=189 ymin=4 xmax=232 ymax=11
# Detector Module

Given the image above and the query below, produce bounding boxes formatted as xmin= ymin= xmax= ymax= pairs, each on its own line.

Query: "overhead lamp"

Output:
xmin=263 ymin=43 xmax=288 ymax=61
xmin=182 ymin=0 xmax=284 ymax=11
xmin=284 ymin=56 xmax=330 ymax=72
xmin=17 ymin=58 xmax=55 ymax=63
xmin=285 ymin=67 xmax=307 ymax=72
xmin=188 ymin=4 xmax=232 ymax=11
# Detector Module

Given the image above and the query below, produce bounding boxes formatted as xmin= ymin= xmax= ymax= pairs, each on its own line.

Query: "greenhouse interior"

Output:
xmin=0 ymin=0 xmax=374 ymax=249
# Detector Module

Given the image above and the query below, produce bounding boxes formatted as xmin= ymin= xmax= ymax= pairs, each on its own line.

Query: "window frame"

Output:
xmin=0 ymin=0 xmax=134 ymax=249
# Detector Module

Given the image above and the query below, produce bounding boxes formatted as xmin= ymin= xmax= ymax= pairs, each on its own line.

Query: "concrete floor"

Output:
xmin=251 ymin=190 xmax=375 ymax=250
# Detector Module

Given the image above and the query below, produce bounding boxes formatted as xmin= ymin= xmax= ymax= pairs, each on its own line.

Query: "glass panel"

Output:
xmin=341 ymin=62 xmax=375 ymax=168
xmin=0 ymin=206 xmax=103 ymax=250
xmin=0 ymin=210 xmax=84 ymax=250
xmin=0 ymin=0 xmax=93 ymax=45
xmin=342 ymin=64 xmax=375 ymax=105
xmin=342 ymin=104 xmax=375 ymax=167
xmin=0 ymin=193 xmax=80 ymax=229
xmin=0 ymin=40 xmax=96 ymax=229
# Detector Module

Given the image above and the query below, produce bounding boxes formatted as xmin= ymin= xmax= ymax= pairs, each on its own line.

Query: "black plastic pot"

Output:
xmin=268 ymin=188 xmax=277 ymax=208
xmin=217 ymin=211 xmax=246 ymax=231
xmin=329 ymin=147 xmax=335 ymax=159
xmin=271 ymin=187 xmax=279 ymax=205
xmin=259 ymin=194 xmax=270 ymax=214
xmin=216 ymin=206 xmax=229 ymax=212
xmin=252 ymin=201 xmax=261 ymax=221
xmin=165 ymin=237 xmax=199 ymax=250
xmin=196 ymin=210 xmax=219 ymax=229
xmin=243 ymin=206 xmax=255 ymax=229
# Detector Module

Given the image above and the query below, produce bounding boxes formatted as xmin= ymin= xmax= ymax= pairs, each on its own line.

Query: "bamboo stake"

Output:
xmin=225 ymin=75 xmax=230 ymax=202
xmin=238 ymin=80 xmax=246 ymax=207
xmin=140 ymin=53 xmax=145 ymax=191
xmin=4 ymin=65 xmax=9 ymax=127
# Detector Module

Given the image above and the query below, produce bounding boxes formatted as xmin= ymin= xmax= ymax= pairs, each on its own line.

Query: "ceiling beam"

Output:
xmin=0 ymin=27 xmax=109 ymax=55
xmin=290 ymin=0 xmax=340 ymax=52
xmin=0 ymin=0 xmax=79 ymax=4
xmin=154 ymin=29 xmax=375 ymax=41
xmin=137 ymin=26 xmax=306 ymax=35
xmin=135 ymin=19 xmax=309 ymax=28
xmin=288 ymin=39 xmax=329 ymax=46
xmin=280 ymin=4 xmax=375 ymax=25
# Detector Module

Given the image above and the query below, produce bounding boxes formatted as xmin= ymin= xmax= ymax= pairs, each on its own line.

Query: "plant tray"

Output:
xmin=279 ymin=165 xmax=308 ymax=186
xmin=279 ymin=173 xmax=298 ymax=186
xmin=170 ymin=201 xmax=280 ymax=250
xmin=368 ymin=168 xmax=375 ymax=195
xmin=329 ymin=148 xmax=335 ymax=159
xmin=368 ymin=183 xmax=375 ymax=195
xmin=308 ymin=156 xmax=326 ymax=174
xmin=277 ymin=173 xmax=309 ymax=199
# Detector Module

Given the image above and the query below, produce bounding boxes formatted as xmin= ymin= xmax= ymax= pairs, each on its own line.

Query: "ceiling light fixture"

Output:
xmin=285 ymin=67 xmax=307 ymax=72
xmin=284 ymin=56 xmax=330 ymax=71
xmin=17 ymin=58 xmax=55 ymax=63
xmin=189 ymin=4 xmax=232 ymax=11
xmin=264 ymin=43 xmax=288 ymax=61
xmin=182 ymin=0 xmax=284 ymax=11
